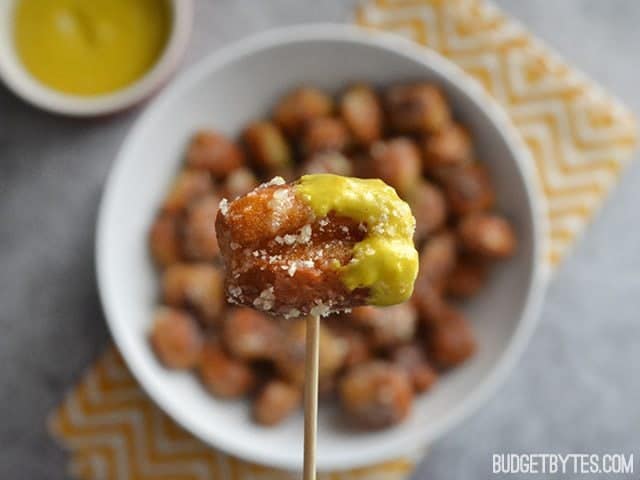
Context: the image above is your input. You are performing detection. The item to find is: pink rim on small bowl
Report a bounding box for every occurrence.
[0,0,193,116]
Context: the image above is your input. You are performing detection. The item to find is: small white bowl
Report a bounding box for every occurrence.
[96,24,549,471]
[0,0,193,116]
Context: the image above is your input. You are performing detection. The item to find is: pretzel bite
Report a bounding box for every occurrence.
[446,257,488,298]
[340,84,383,145]
[243,121,292,171]
[222,308,280,361]
[425,304,476,369]
[418,231,458,285]
[457,213,516,258]
[162,169,213,214]
[274,87,334,136]
[299,151,354,177]
[199,338,256,398]
[386,83,451,134]
[186,131,245,178]
[390,344,438,393]
[215,175,419,317]
[439,164,495,216]
[150,307,203,369]
[326,324,371,368]
[422,124,473,171]
[301,117,350,155]
[411,272,447,325]
[365,138,422,197]
[162,263,225,326]
[149,213,181,268]
[182,193,221,261]
[339,361,413,429]
[221,167,259,200]
[275,319,348,386]
[351,304,418,349]
[253,380,302,426]
[411,232,456,324]
[407,180,447,246]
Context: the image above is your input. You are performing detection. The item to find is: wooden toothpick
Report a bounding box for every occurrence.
[303,314,320,480]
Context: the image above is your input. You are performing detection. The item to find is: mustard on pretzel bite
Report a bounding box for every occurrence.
[215,174,419,318]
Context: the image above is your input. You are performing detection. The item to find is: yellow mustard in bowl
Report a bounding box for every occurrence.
[13,0,171,96]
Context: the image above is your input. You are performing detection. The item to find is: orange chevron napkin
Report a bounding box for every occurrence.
[50,1,637,479]
[358,0,637,265]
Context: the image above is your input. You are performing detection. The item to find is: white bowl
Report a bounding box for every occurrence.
[0,0,193,116]
[96,24,549,472]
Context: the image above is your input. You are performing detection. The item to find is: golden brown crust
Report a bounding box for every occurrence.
[350,304,418,349]
[215,181,369,316]
[243,121,292,171]
[298,152,354,177]
[301,117,350,155]
[162,169,212,214]
[274,319,348,386]
[408,180,447,246]
[149,307,203,369]
[439,164,495,216]
[340,84,383,146]
[253,380,302,426]
[422,124,473,171]
[458,213,517,258]
[386,83,451,134]
[390,343,438,393]
[273,87,334,136]
[365,138,422,197]
[161,263,225,326]
[182,193,221,261]
[339,361,413,429]
[222,308,280,361]
[445,257,488,298]
[198,338,256,398]
[425,304,476,369]
[186,131,245,178]
[149,213,182,268]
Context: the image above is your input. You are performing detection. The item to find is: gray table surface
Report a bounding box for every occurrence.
[1,1,639,478]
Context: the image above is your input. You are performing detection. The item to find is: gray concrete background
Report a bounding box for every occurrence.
[1,1,638,478]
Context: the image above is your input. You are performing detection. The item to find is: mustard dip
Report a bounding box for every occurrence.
[14,0,171,96]
[295,174,419,306]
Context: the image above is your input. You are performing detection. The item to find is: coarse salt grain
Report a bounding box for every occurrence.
[310,302,331,317]
[284,308,301,319]
[299,224,312,243]
[228,285,242,298]
[268,187,294,231]
[257,176,285,190]
[218,198,229,215]
[287,263,297,277]
[253,286,275,311]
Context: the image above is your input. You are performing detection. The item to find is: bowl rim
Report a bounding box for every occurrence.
[0,0,193,116]
[96,23,550,471]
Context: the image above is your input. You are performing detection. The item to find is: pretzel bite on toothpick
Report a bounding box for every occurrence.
[215,173,419,480]
[215,174,419,317]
